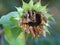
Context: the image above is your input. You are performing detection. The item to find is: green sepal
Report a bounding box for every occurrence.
[46,13,52,19]
[28,0,34,10]
[22,0,29,11]
[16,7,24,18]
[32,1,42,12]
[40,4,48,13]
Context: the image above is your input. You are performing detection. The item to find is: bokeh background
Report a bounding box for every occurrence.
[0,0,60,45]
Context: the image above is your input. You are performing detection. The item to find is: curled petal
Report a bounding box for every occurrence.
[34,26,39,38]
[18,18,22,26]
[42,30,46,37]
[41,15,47,25]
[29,26,35,37]
[22,18,27,23]
[36,26,43,34]
[23,24,29,31]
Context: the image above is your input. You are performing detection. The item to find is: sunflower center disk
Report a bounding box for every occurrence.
[23,11,41,26]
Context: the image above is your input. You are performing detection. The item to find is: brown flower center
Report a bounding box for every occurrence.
[28,13,41,26]
[23,11,41,26]
[18,11,47,38]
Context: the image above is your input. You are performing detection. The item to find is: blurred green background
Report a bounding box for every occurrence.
[0,0,60,45]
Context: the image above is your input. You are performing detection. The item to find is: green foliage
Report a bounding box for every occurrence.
[11,25,22,38]
[0,11,19,26]
[10,38,25,45]
[10,32,25,45]
[0,11,25,45]
[4,25,13,43]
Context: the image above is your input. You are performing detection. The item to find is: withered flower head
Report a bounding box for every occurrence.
[16,0,52,38]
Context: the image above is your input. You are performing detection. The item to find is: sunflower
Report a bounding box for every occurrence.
[16,0,52,38]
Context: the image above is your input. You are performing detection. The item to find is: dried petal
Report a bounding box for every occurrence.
[29,26,35,37]
[23,24,28,31]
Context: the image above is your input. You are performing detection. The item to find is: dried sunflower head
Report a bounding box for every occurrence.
[16,0,52,38]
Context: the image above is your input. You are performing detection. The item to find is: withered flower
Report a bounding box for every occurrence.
[16,0,52,38]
